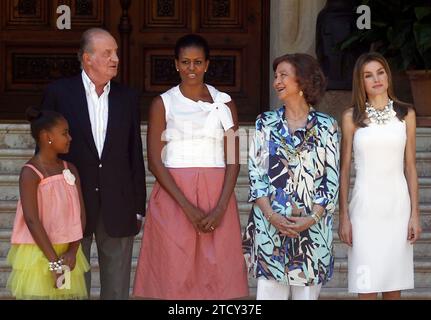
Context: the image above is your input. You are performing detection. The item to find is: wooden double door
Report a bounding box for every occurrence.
[0,0,269,122]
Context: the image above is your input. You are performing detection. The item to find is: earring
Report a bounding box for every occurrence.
[299,90,303,97]
[48,140,52,145]
[176,69,179,72]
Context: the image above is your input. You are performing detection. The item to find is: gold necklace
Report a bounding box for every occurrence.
[278,128,317,163]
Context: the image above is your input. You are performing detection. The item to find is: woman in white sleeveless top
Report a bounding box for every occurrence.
[338,52,421,299]
[133,34,249,299]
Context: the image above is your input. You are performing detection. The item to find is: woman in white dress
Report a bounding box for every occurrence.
[338,52,421,300]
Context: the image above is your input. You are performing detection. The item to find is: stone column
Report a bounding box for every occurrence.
[269,0,326,109]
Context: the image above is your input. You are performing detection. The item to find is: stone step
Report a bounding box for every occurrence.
[325,258,431,289]
[0,287,97,300]
[0,229,147,260]
[196,286,431,300]
[1,254,430,288]
[330,204,431,231]
[0,174,241,201]
[1,256,430,295]
[0,257,234,291]
[2,174,431,204]
[1,125,431,172]
[332,232,431,259]
[417,152,431,177]
[1,124,430,184]
[0,124,250,168]
[0,201,245,229]
[0,151,253,178]
[0,286,429,300]
[1,226,430,262]
[0,256,139,290]
[1,225,430,263]
[0,124,35,150]
[2,199,431,232]
[3,125,431,151]
[417,128,431,152]
[0,285,114,300]
[1,200,431,253]
[2,147,431,178]
[237,203,431,232]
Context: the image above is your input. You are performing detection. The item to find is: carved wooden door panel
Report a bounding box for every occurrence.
[0,0,111,120]
[0,0,269,122]
[119,0,269,122]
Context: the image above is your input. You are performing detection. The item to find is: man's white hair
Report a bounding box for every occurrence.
[78,28,113,68]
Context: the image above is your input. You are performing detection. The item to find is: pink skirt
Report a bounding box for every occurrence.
[133,167,249,300]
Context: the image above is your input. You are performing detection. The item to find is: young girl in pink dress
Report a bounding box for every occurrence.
[7,107,89,299]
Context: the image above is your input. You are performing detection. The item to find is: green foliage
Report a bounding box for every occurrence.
[339,0,431,70]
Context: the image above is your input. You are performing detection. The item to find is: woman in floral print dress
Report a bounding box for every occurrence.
[243,53,340,300]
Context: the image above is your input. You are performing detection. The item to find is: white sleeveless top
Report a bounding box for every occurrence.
[160,84,234,168]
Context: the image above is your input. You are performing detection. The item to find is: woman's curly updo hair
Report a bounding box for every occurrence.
[273,53,327,106]
[25,106,65,143]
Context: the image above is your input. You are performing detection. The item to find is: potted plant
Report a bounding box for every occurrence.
[339,0,431,126]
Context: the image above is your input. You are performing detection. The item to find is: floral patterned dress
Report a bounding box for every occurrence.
[243,106,340,286]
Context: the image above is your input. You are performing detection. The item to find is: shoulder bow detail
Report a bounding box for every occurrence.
[197,91,234,137]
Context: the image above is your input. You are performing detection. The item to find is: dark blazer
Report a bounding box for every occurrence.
[40,74,146,238]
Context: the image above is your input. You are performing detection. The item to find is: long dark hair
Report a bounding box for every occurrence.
[351,52,410,127]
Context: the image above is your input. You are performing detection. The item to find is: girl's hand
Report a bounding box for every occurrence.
[408,215,422,244]
[61,249,77,271]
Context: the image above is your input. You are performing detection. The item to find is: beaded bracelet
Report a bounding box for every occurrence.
[311,211,324,224]
[48,258,64,273]
[266,211,275,222]
[311,213,320,224]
